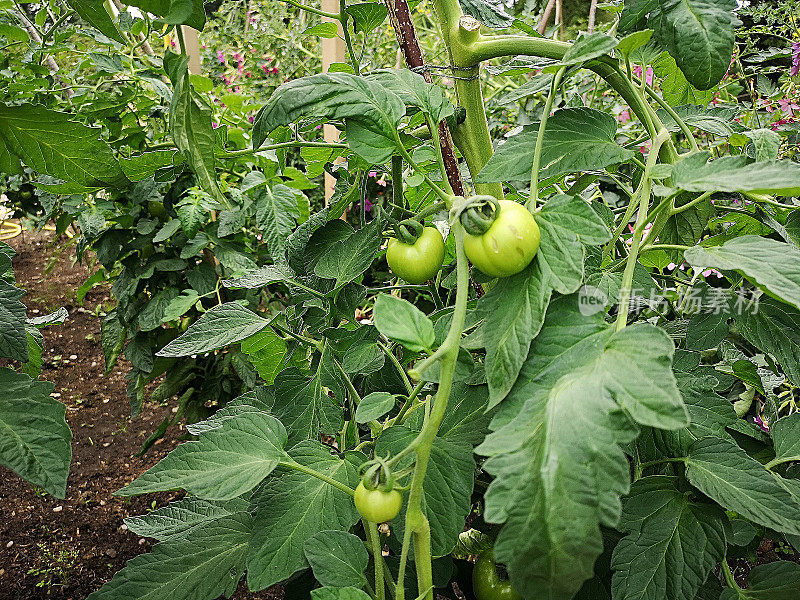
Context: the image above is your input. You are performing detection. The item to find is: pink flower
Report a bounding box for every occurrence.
[633,65,654,86]
[791,42,800,76]
[217,51,225,64]
[617,109,631,124]
[248,115,255,123]
[212,122,219,129]
[261,64,269,73]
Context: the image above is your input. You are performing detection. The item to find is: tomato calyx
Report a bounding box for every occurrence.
[393,218,425,245]
[354,458,404,523]
[459,195,501,236]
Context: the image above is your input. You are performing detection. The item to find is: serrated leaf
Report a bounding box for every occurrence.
[124,497,249,541]
[65,0,125,42]
[253,73,404,163]
[157,303,273,357]
[0,278,27,362]
[685,436,800,535]
[769,413,800,467]
[117,411,288,500]
[87,513,250,600]
[0,104,128,190]
[477,108,635,183]
[0,368,71,498]
[366,69,454,124]
[164,51,223,202]
[254,183,300,259]
[719,561,800,600]
[611,475,727,600]
[247,441,361,591]
[314,219,381,289]
[476,296,687,600]
[354,392,395,423]
[685,237,800,311]
[560,32,619,66]
[303,530,369,589]
[272,367,344,446]
[672,152,800,195]
[373,294,435,352]
[240,327,287,385]
[458,0,512,28]
[345,2,387,33]
[655,0,739,90]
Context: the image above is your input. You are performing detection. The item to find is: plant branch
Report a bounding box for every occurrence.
[529,66,566,210]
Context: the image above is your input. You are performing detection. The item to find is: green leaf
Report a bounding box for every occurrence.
[458,0,512,28]
[117,411,288,500]
[672,152,800,195]
[247,441,361,591]
[124,0,205,30]
[378,383,491,556]
[366,69,454,124]
[164,51,223,202]
[560,32,619,66]
[303,531,369,589]
[120,150,184,181]
[253,72,405,163]
[345,2,388,34]
[655,0,739,90]
[223,263,298,289]
[87,513,250,600]
[477,108,635,183]
[495,73,554,105]
[617,29,654,58]
[272,367,344,446]
[355,391,395,423]
[124,497,250,541]
[65,0,125,42]
[652,52,716,106]
[0,368,71,498]
[373,294,435,352]
[0,278,27,362]
[685,237,800,310]
[770,414,800,467]
[138,288,179,332]
[656,104,743,137]
[254,184,300,259]
[302,22,339,37]
[311,588,372,600]
[0,104,128,189]
[477,296,687,599]
[611,476,727,600]
[157,303,273,357]
[314,219,381,289]
[746,128,781,161]
[620,0,658,33]
[719,561,800,600]
[240,327,287,385]
[685,436,800,535]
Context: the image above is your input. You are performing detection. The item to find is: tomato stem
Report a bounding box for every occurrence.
[528,66,566,211]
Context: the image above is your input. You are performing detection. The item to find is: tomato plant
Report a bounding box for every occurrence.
[3,0,800,600]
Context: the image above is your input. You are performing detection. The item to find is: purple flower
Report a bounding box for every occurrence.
[792,42,800,77]
[217,51,225,64]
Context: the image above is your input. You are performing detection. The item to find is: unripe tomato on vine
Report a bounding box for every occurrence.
[386,219,445,284]
[354,481,403,523]
[461,197,540,278]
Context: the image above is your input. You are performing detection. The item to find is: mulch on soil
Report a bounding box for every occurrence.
[0,227,280,600]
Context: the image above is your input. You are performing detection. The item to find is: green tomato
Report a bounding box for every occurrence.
[354,482,403,523]
[147,200,167,220]
[473,549,522,600]
[463,200,540,278]
[386,226,445,284]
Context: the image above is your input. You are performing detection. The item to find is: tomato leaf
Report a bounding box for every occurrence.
[477,295,687,599]
[303,531,369,589]
[611,476,727,600]
[373,294,435,353]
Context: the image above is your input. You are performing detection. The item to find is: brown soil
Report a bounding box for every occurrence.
[0,227,280,600]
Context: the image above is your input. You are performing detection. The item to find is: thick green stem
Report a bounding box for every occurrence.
[367,521,385,600]
[394,224,470,600]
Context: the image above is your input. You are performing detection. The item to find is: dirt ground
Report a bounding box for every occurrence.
[0,227,280,600]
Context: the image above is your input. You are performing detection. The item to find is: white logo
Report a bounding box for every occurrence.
[578,285,608,316]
